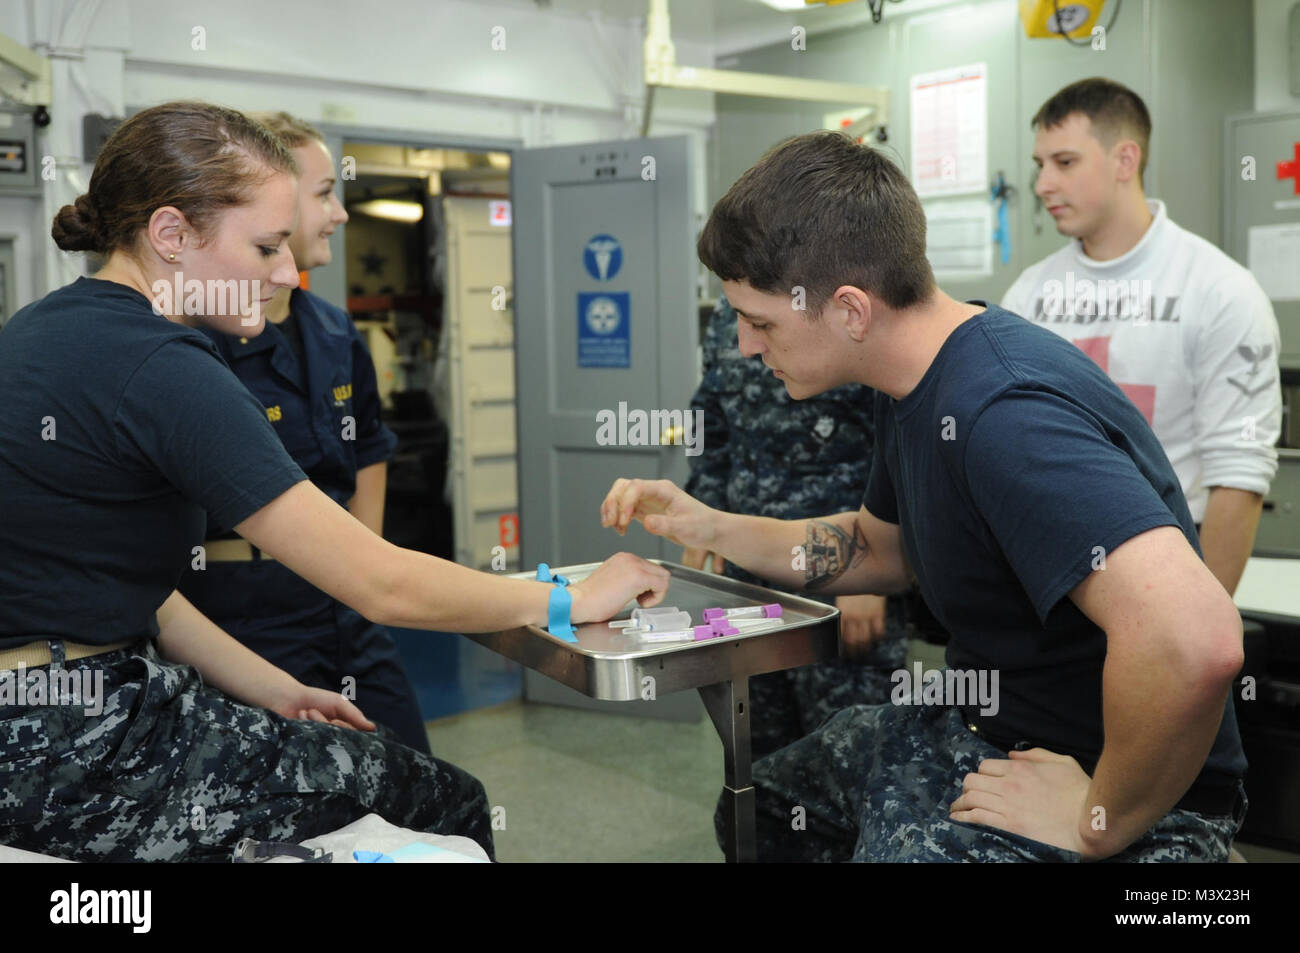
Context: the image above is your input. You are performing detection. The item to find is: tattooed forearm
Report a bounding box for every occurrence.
[804,518,869,589]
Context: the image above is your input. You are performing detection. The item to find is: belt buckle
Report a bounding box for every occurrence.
[232,837,331,863]
[232,838,260,863]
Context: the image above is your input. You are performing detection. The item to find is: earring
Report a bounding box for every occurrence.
[168,253,176,261]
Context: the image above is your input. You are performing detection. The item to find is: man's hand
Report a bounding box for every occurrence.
[838,593,887,661]
[682,546,725,574]
[569,551,671,624]
[270,683,376,732]
[949,748,1101,858]
[601,478,720,550]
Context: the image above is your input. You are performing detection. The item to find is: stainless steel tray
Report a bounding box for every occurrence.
[463,560,841,700]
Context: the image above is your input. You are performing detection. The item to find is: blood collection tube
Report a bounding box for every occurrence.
[636,625,716,643]
[702,604,782,622]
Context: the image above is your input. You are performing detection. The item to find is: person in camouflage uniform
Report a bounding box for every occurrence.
[1,101,668,865]
[603,132,1248,863]
[743,703,1245,862]
[687,311,1247,860]
[1,640,493,862]
[684,295,908,760]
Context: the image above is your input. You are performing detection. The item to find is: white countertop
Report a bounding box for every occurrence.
[1234,557,1300,620]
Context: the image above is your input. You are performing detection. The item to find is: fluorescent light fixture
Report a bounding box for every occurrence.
[757,0,814,9]
[353,199,424,223]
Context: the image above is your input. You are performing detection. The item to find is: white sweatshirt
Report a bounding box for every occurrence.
[1001,199,1281,523]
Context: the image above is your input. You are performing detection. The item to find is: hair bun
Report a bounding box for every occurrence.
[51,193,104,253]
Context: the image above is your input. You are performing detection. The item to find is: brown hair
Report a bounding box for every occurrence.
[52,101,299,256]
[248,111,326,151]
[1031,77,1152,182]
[698,131,934,313]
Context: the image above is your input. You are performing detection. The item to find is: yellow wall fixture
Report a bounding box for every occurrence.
[1018,0,1106,39]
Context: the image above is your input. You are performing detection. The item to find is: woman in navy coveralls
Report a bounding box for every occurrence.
[178,113,431,754]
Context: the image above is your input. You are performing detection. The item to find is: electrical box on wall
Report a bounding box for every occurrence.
[82,114,122,163]
[0,109,38,196]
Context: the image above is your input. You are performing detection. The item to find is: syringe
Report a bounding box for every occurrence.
[624,610,692,633]
[609,605,687,630]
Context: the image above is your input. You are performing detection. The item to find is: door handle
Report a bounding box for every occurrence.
[659,424,684,446]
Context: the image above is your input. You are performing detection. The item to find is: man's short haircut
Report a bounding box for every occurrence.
[1031,77,1152,181]
[698,130,934,314]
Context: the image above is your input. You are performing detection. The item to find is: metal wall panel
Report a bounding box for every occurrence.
[1224,110,1300,367]
[512,135,700,719]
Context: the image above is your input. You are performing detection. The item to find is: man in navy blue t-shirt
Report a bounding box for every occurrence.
[601,131,1247,862]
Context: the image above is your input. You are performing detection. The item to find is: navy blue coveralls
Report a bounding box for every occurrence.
[178,288,432,754]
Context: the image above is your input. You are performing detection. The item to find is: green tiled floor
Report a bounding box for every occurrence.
[426,699,725,862]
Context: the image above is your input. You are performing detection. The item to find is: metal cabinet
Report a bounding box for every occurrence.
[1224,110,1300,369]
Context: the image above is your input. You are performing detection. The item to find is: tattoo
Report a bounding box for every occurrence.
[805,519,869,589]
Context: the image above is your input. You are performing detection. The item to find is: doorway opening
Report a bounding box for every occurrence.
[335,137,521,718]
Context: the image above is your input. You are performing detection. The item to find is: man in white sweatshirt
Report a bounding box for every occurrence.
[1002,78,1280,596]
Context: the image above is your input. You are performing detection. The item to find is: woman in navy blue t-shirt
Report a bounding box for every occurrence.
[0,101,667,862]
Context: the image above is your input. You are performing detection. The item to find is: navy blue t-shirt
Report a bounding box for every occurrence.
[864,304,1245,789]
[0,277,307,648]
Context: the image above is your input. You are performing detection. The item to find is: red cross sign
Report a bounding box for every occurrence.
[1279,143,1300,195]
